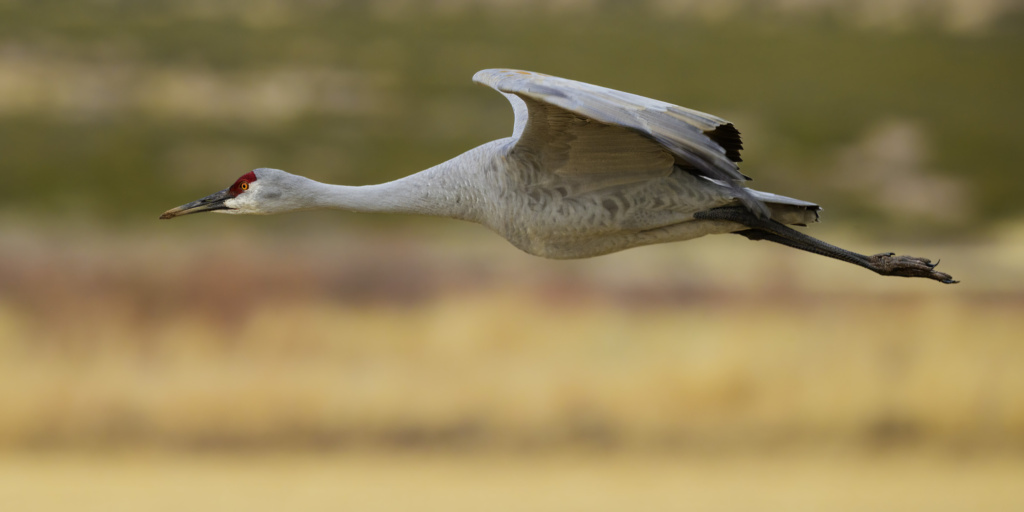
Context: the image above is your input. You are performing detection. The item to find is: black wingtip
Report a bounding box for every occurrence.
[706,123,744,164]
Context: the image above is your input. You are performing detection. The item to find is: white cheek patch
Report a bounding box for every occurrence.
[218,197,243,214]
[220,181,263,214]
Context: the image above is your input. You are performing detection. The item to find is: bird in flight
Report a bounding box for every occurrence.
[161,69,956,283]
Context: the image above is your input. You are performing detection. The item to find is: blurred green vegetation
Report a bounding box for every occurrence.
[0,1,1022,237]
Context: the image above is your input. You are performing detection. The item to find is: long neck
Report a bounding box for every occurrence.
[308,160,484,222]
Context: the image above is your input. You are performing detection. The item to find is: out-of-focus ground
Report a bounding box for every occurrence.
[2,222,1023,453]
[2,0,1024,509]
[3,453,1023,512]
[2,222,1024,510]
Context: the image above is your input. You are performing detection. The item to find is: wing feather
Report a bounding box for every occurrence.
[475,69,745,178]
[473,69,768,217]
[514,95,675,191]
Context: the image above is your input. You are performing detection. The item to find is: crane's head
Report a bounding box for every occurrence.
[160,168,310,219]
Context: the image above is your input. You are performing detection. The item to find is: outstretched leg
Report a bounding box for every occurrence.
[694,206,957,284]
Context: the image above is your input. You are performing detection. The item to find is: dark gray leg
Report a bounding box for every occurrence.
[695,206,958,284]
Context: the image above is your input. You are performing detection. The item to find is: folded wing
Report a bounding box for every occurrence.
[473,69,766,216]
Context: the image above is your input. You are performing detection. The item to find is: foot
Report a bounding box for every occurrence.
[867,253,958,284]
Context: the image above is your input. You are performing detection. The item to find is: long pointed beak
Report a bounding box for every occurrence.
[160,189,233,219]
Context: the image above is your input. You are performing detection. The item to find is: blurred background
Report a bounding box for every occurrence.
[1,0,1024,510]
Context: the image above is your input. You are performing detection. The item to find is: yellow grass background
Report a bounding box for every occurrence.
[2,222,1023,510]
[0,223,1021,451]
[4,452,1024,512]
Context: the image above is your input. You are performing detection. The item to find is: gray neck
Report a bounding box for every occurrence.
[309,160,483,222]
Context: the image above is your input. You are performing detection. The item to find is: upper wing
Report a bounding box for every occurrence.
[473,69,767,215]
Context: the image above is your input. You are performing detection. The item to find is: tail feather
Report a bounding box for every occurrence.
[745,189,821,226]
[701,177,814,222]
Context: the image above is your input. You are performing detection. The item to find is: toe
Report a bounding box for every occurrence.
[868,253,957,283]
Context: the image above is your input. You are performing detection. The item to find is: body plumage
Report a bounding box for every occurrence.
[161,69,954,283]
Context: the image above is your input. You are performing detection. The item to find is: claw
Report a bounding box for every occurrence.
[868,253,957,284]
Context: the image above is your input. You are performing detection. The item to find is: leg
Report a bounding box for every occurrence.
[695,206,958,284]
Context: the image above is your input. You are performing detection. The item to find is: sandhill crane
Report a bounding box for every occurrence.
[161,69,956,283]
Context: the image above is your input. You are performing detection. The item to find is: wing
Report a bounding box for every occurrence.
[473,69,768,216]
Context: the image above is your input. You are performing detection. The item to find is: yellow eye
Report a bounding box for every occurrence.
[240,182,249,191]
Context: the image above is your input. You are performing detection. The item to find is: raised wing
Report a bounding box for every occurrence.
[474,69,767,216]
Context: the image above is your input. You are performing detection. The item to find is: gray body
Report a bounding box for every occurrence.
[162,69,954,283]
[243,136,816,259]
[225,69,818,259]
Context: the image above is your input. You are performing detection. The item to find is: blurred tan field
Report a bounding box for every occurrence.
[2,222,1023,452]
[3,452,1024,512]
[3,222,1024,510]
